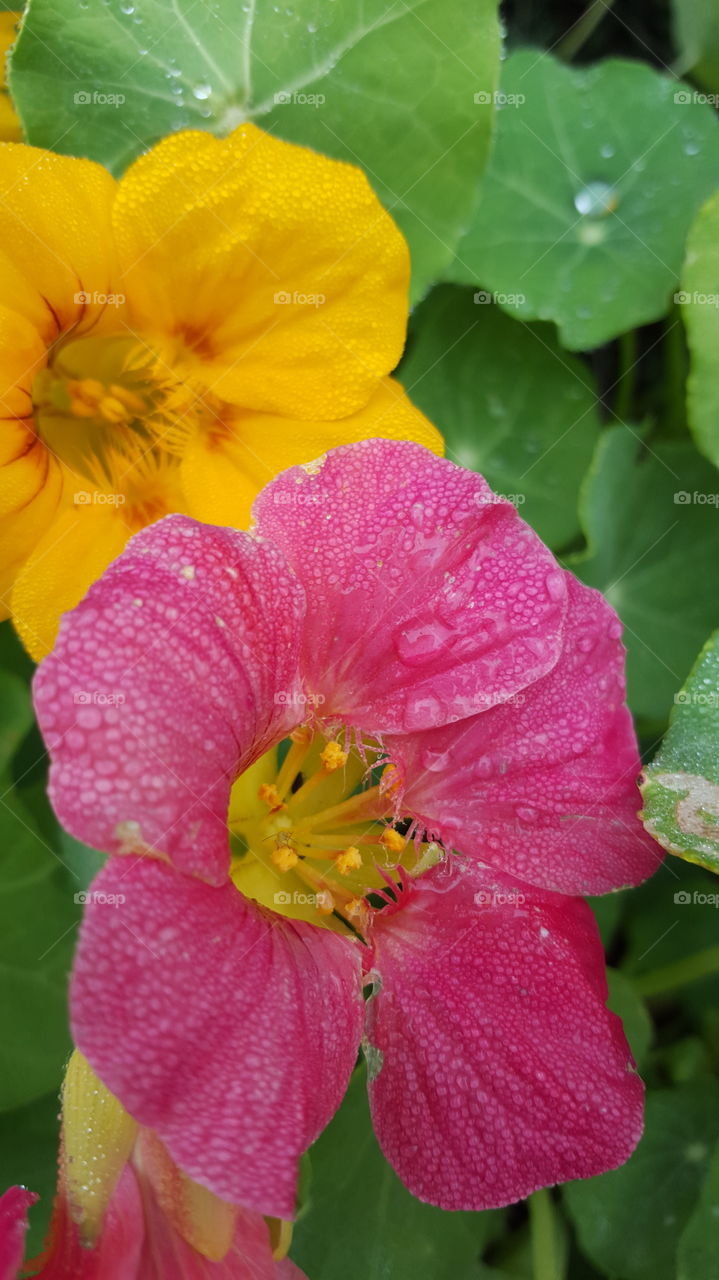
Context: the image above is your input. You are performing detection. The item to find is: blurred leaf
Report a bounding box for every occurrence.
[0,785,77,1110]
[606,968,653,1068]
[0,671,32,777]
[399,286,600,549]
[682,188,719,469]
[291,1065,503,1279]
[641,629,719,873]
[59,829,104,891]
[8,0,500,302]
[448,52,719,349]
[0,620,34,683]
[677,1137,719,1279]
[672,0,719,94]
[0,1092,59,1257]
[564,1083,719,1280]
[570,426,719,725]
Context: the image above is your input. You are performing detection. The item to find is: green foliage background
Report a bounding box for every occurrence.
[2,1,719,1276]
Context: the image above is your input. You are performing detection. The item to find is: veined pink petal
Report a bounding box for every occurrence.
[0,1187,36,1280]
[365,864,644,1211]
[71,858,364,1220]
[252,440,568,734]
[392,575,660,895]
[33,515,305,885]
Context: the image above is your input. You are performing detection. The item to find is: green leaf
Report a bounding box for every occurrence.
[447,52,719,350]
[398,285,600,549]
[0,1092,60,1257]
[564,1083,719,1280]
[570,426,719,725]
[672,0,719,94]
[606,968,653,1068]
[8,0,501,302]
[682,188,719,469]
[291,1065,503,1279]
[677,1138,719,1280]
[0,786,78,1110]
[641,629,719,872]
[0,671,32,778]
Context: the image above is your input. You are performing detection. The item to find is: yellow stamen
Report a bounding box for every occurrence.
[258,782,284,810]
[335,845,362,875]
[380,827,406,854]
[320,741,348,772]
[271,845,298,872]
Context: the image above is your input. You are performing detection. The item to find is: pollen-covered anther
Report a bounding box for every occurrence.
[315,889,335,915]
[271,844,298,872]
[320,741,348,772]
[258,782,285,810]
[335,846,362,875]
[289,724,313,745]
[380,827,406,854]
[380,762,402,797]
[345,897,369,925]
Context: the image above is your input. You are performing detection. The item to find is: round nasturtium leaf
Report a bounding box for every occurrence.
[642,629,719,874]
[8,0,501,303]
[682,189,719,469]
[399,285,600,550]
[447,51,719,350]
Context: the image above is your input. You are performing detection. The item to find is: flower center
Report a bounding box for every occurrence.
[31,331,221,527]
[227,727,442,933]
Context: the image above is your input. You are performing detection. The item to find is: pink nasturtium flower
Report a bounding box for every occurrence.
[32,439,661,1225]
[0,1051,303,1278]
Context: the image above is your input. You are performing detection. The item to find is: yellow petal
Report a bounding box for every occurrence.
[137,1129,238,1262]
[182,377,444,528]
[0,142,117,333]
[61,1050,138,1247]
[114,124,409,419]
[10,499,130,659]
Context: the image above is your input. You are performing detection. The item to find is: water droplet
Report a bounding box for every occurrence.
[574,180,617,217]
[600,143,615,158]
[395,621,453,666]
[684,140,700,156]
[192,83,212,100]
[120,1,134,11]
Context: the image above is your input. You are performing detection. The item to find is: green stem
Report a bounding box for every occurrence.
[614,329,637,422]
[634,945,719,998]
[662,305,688,436]
[557,0,618,61]
[529,1189,563,1280]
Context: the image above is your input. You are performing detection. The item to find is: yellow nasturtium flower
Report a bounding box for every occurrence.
[0,13,21,144]
[0,124,441,659]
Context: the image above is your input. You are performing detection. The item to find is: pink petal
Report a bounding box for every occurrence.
[71,857,364,1220]
[0,1186,36,1280]
[365,865,643,1210]
[392,574,661,894]
[27,1167,143,1279]
[252,440,568,734]
[33,516,305,885]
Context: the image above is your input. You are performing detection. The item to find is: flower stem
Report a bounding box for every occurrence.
[529,1189,564,1280]
[634,945,719,998]
[614,329,637,422]
[557,0,617,61]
